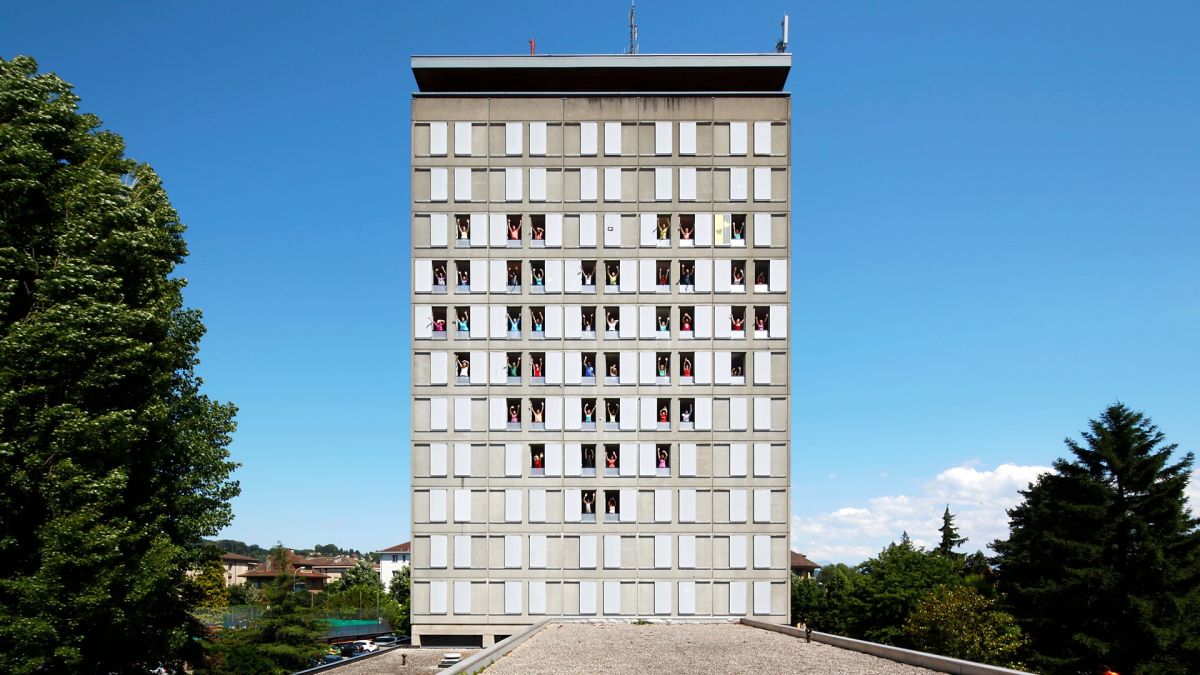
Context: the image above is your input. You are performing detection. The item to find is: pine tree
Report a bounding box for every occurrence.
[936,506,967,557]
[992,404,1200,674]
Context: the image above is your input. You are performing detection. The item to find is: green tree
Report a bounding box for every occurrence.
[226,581,261,606]
[936,506,967,557]
[388,566,411,635]
[193,558,230,611]
[854,536,961,645]
[903,585,1026,669]
[992,404,1200,675]
[789,563,861,635]
[0,56,239,674]
[327,559,383,594]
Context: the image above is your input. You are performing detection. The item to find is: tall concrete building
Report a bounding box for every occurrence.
[409,54,792,647]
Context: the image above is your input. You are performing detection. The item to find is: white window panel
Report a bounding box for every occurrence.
[753,352,772,385]
[565,306,583,339]
[619,260,637,292]
[603,212,621,247]
[580,167,598,201]
[654,535,672,569]
[565,259,582,293]
[469,213,487,246]
[453,442,471,476]
[580,535,597,568]
[492,211,508,244]
[754,442,772,477]
[430,213,448,247]
[695,397,713,431]
[469,350,487,385]
[580,580,598,615]
[580,122,598,156]
[604,534,621,568]
[754,397,772,431]
[694,305,713,338]
[546,213,563,247]
[715,305,732,339]
[505,122,522,156]
[430,397,448,431]
[429,581,448,614]
[680,167,697,201]
[505,489,522,523]
[694,212,713,247]
[729,535,747,568]
[545,351,563,384]
[565,441,582,475]
[469,259,488,292]
[714,259,732,293]
[730,443,748,477]
[452,167,470,202]
[505,443,521,477]
[619,351,637,384]
[528,581,547,615]
[640,213,657,247]
[566,401,582,432]
[429,168,448,201]
[654,121,672,155]
[753,213,772,247]
[565,351,582,384]
[603,581,621,615]
[429,489,447,522]
[639,351,656,384]
[654,581,671,615]
[639,441,656,474]
[638,306,656,336]
[504,535,522,568]
[729,581,747,615]
[770,305,788,338]
[715,351,732,384]
[619,488,637,522]
[754,167,772,201]
[489,397,506,431]
[454,489,471,522]
[729,122,748,155]
[769,260,787,292]
[754,581,772,615]
[545,398,563,431]
[489,306,506,337]
[429,443,448,477]
[729,490,748,523]
[679,121,697,155]
[530,489,547,522]
[654,489,671,522]
[545,305,564,338]
[415,259,433,292]
[530,122,547,156]
[505,581,522,615]
[604,167,622,201]
[680,444,697,477]
[580,213,598,246]
[694,351,712,384]
[545,444,563,478]
[619,442,636,476]
[490,352,507,385]
[619,305,637,338]
[679,536,696,568]
[565,489,582,522]
[430,351,448,385]
[530,168,547,202]
[679,581,696,615]
[454,535,471,568]
[730,398,749,431]
[655,167,671,201]
[639,260,656,291]
[530,536,548,569]
[489,258,505,291]
[754,490,771,524]
[680,489,697,523]
[753,121,772,155]
[545,259,563,292]
[453,580,471,614]
[505,168,522,202]
[429,122,447,156]
[604,122,621,155]
[454,121,472,156]
[730,168,748,201]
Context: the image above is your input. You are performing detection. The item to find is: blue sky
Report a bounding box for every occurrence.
[4,2,1198,563]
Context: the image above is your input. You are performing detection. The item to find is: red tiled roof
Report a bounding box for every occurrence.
[220,552,260,563]
[242,568,329,579]
[379,542,411,553]
[790,551,821,570]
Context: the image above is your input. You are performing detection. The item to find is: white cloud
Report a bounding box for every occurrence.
[792,462,1051,566]
[1186,470,1200,514]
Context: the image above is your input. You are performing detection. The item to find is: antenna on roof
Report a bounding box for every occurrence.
[627,1,639,55]
[775,14,789,53]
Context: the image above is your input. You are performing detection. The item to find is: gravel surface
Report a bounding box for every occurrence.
[329,646,479,674]
[482,622,942,675]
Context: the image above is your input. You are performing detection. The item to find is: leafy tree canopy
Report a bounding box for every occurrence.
[854,537,961,645]
[903,585,1026,669]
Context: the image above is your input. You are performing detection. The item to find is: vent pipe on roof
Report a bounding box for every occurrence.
[529,39,536,55]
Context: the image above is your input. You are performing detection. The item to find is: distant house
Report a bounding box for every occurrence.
[239,549,361,592]
[790,551,821,578]
[220,552,260,587]
[241,566,330,592]
[378,542,411,589]
[294,553,360,582]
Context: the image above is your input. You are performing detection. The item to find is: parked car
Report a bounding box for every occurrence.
[372,634,404,647]
[319,654,343,664]
[353,640,378,653]
[337,642,361,658]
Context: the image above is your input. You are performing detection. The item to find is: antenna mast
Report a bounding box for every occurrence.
[627,1,639,55]
[775,14,789,53]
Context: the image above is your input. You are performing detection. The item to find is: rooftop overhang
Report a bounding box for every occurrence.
[412,54,791,94]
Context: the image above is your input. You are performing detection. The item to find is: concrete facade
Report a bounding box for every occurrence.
[409,54,792,646]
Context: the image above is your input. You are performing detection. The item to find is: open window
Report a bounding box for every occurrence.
[432,260,448,293]
[581,307,597,336]
[506,398,522,430]
[656,214,671,244]
[581,260,597,292]
[679,306,695,338]
[731,352,746,385]
[680,398,695,430]
[530,444,546,476]
[506,215,522,246]
[753,260,770,291]
[454,352,470,384]
[530,352,545,384]
[754,306,770,335]
[431,307,448,339]
[454,215,471,247]
[581,444,597,476]
[582,398,598,431]
[603,444,620,475]
[655,307,671,337]
[603,260,620,292]
[506,261,522,292]
[455,260,470,290]
[730,306,747,336]
[678,261,695,292]
[604,306,621,336]
[530,260,545,293]
[454,306,471,334]
[582,490,597,523]
[730,260,746,290]
[604,352,620,383]
[604,489,621,522]
[530,214,546,247]
[656,261,671,291]
[657,398,671,430]
[604,399,620,431]
[655,352,671,384]
[679,353,695,384]
[506,307,521,338]
[581,353,597,383]
[530,398,545,430]
[731,214,747,246]
[530,306,545,339]
[656,444,671,476]
[505,352,521,383]
[678,214,696,246]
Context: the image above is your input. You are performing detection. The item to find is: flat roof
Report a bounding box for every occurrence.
[412,54,791,93]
